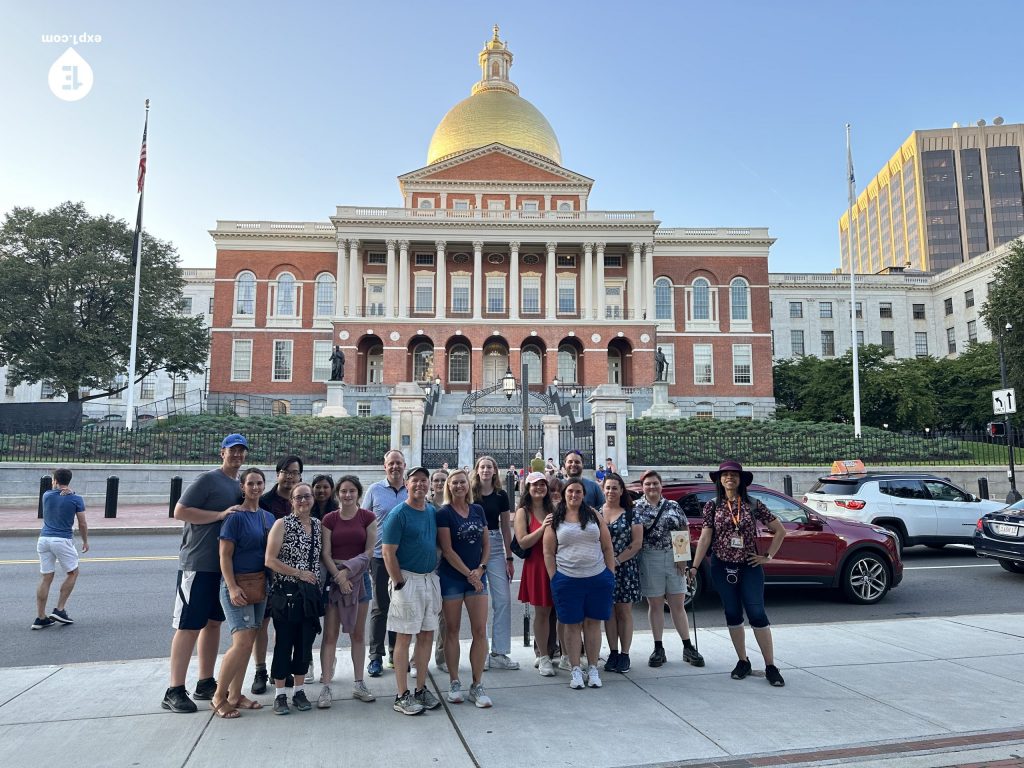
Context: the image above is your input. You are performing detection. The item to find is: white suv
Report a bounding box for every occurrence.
[803,473,1005,552]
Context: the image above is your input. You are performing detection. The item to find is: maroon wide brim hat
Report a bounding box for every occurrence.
[709,460,753,486]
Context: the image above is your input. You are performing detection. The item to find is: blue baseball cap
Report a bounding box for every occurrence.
[221,433,249,450]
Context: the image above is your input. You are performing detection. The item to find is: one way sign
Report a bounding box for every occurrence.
[993,387,1017,415]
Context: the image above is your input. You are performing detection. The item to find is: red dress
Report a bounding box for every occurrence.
[518,512,553,608]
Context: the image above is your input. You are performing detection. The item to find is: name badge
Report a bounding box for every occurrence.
[729,536,744,549]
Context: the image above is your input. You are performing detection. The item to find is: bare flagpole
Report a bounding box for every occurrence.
[846,123,862,438]
[125,99,149,430]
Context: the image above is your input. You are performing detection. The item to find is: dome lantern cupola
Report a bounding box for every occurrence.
[473,25,517,96]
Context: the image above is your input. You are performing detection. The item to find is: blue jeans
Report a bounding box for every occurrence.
[486,531,511,654]
[708,557,770,629]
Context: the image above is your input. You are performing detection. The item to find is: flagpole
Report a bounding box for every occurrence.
[125,99,149,430]
[846,123,862,438]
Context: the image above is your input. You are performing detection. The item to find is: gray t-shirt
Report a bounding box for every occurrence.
[554,520,606,578]
[178,468,243,572]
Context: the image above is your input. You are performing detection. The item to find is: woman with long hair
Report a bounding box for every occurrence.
[210,467,275,718]
[600,472,643,673]
[514,471,556,676]
[436,469,493,707]
[310,474,338,521]
[543,477,616,690]
[318,475,377,708]
[470,455,518,670]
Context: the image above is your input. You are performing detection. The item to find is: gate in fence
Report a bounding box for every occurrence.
[473,423,544,468]
[421,424,459,469]
[560,421,595,468]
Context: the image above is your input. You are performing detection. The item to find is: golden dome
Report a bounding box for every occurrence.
[426,28,562,166]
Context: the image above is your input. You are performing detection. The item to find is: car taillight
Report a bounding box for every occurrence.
[976,519,984,531]
[835,499,866,510]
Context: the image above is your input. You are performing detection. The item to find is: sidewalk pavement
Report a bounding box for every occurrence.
[1,614,1023,768]
[0,504,179,536]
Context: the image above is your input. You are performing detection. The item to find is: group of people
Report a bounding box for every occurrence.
[137,434,788,721]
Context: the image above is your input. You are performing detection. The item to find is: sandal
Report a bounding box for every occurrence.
[210,699,241,719]
[228,695,262,710]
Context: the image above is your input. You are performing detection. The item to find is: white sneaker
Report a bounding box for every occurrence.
[436,660,448,673]
[488,653,520,670]
[469,682,492,708]
[316,684,332,709]
[304,664,315,685]
[352,680,376,702]
[538,655,555,677]
[569,666,585,690]
[587,665,602,688]
[533,656,540,669]
[447,679,464,704]
[558,656,572,672]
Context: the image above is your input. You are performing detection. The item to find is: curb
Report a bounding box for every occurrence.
[0,526,181,538]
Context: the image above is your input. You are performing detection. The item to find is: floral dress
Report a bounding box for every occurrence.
[607,510,641,603]
[270,514,323,592]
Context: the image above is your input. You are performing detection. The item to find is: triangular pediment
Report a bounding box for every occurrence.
[400,144,593,185]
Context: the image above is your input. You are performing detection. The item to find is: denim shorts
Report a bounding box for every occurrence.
[359,570,372,604]
[439,570,488,600]
[219,579,266,634]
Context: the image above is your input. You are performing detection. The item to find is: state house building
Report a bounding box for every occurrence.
[208,29,775,420]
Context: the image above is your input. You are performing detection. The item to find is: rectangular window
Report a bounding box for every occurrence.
[414,253,434,267]
[312,340,332,382]
[968,319,978,343]
[521,276,540,314]
[179,297,193,313]
[173,378,186,400]
[821,330,835,357]
[693,344,714,384]
[791,330,804,356]
[367,252,387,265]
[659,344,677,384]
[453,200,470,210]
[273,340,293,381]
[451,276,470,313]
[140,375,156,400]
[557,277,576,314]
[857,330,865,346]
[732,344,752,385]
[946,327,956,354]
[944,297,953,316]
[914,332,929,358]
[604,284,623,319]
[881,330,895,354]
[855,301,863,319]
[208,297,215,314]
[789,301,803,319]
[487,200,505,210]
[521,200,538,212]
[109,376,125,400]
[964,289,974,308]
[557,253,576,268]
[365,282,385,316]
[770,330,774,356]
[819,301,833,319]
[486,275,505,313]
[414,276,433,313]
[913,303,926,320]
[356,401,372,417]
[604,254,622,268]
[879,302,893,319]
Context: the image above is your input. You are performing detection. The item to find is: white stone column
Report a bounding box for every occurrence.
[335,233,348,317]
[348,239,360,317]
[388,383,427,467]
[543,193,552,211]
[473,240,484,319]
[545,241,557,319]
[440,192,448,209]
[385,239,397,317]
[457,414,475,469]
[541,414,561,465]
[509,241,520,320]
[398,240,410,319]
[644,242,656,319]
[595,242,606,321]
[631,242,643,320]
[435,240,447,318]
[474,193,483,209]
[582,242,594,321]
[509,193,518,210]
[589,384,631,476]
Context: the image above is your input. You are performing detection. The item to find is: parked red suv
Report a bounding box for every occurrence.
[627,480,904,605]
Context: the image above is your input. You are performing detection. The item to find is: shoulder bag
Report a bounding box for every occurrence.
[234,511,271,604]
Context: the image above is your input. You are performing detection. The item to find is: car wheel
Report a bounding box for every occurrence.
[841,551,891,604]
[880,524,905,555]
[998,559,1024,574]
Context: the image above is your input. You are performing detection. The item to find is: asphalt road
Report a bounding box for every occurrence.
[1,534,1019,669]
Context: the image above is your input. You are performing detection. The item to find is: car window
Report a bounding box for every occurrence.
[923,480,970,503]
[810,480,862,495]
[749,491,807,523]
[676,491,715,518]
[880,479,929,500]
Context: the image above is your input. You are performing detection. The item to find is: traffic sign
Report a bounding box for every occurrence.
[993,387,1017,415]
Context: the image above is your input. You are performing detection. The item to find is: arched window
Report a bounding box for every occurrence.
[521,345,542,385]
[448,344,470,384]
[654,277,673,320]
[730,278,749,322]
[413,342,434,382]
[314,273,335,317]
[695,402,714,420]
[557,344,578,383]
[271,399,290,415]
[235,271,256,315]
[735,402,754,420]
[276,272,296,316]
[418,199,434,209]
[367,344,383,384]
[692,278,710,320]
[558,201,572,211]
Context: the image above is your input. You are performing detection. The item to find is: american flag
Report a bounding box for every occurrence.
[137,115,148,193]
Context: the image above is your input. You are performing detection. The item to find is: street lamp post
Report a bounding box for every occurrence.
[502,362,531,471]
[997,322,1020,503]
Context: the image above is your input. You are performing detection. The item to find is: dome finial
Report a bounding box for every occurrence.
[492,24,500,41]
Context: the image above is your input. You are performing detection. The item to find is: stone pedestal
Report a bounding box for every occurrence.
[389,383,427,467]
[318,381,349,417]
[642,382,681,420]
[541,415,561,467]
[457,414,476,470]
[589,384,631,478]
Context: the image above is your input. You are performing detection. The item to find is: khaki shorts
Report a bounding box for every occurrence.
[640,548,687,597]
[386,570,441,635]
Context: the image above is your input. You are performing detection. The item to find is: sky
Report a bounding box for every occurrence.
[3,0,1022,274]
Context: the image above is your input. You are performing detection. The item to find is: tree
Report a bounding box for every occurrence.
[980,239,1024,394]
[0,202,209,401]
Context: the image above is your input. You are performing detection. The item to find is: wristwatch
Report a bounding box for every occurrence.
[480,564,488,571]
[765,552,773,560]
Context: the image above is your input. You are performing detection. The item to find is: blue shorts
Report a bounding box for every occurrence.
[359,570,372,604]
[440,570,489,600]
[219,579,266,634]
[172,570,226,630]
[550,568,615,624]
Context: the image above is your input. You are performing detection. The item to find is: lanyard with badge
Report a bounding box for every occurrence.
[725,498,744,550]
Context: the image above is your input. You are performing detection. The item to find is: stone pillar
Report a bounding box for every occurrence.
[385,239,397,317]
[348,239,360,318]
[509,241,520,321]
[335,233,348,317]
[473,241,484,319]
[388,383,427,468]
[543,193,552,211]
[642,381,682,420]
[644,242,656,319]
[589,384,631,478]
[631,242,643,320]
[583,242,594,320]
[457,414,475,470]
[398,240,410,319]
[595,242,606,321]
[435,240,446,319]
[541,414,561,467]
[319,381,350,417]
[545,241,557,319]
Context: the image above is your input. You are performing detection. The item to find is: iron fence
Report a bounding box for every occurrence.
[560,423,595,468]
[473,423,543,468]
[422,424,459,469]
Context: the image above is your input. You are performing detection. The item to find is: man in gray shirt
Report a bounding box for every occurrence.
[161,433,247,714]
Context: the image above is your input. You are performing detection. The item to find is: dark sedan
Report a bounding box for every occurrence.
[974,501,1024,573]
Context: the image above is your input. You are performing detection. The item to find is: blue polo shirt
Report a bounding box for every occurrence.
[381,502,437,575]
[362,480,408,558]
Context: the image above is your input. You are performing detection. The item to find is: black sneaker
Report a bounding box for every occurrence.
[273,693,290,714]
[765,664,786,687]
[618,652,631,673]
[161,685,198,713]
[49,608,74,625]
[683,645,705,667]
[193,677,217,700]
[292,690,312,711]
[603,650,620,673]
[250,668,268,695]
[730,658,752,680]
[648,646,666,667]
[30,617,56,630]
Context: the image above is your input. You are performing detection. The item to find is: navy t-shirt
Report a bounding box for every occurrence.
[219,508,275,574]
[436,503,487,578]
[40,490,85,538]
